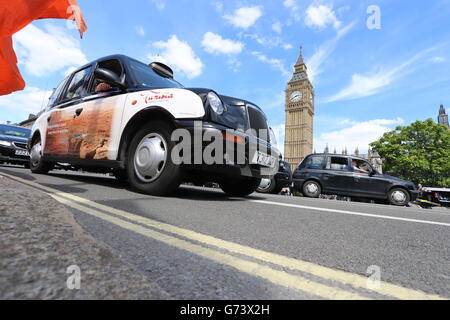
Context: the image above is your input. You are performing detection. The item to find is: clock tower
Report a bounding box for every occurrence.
[284,46,315,168]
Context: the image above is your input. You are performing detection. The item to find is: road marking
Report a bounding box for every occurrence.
[51,194,367,300]
[250,200,450,228]
[1,171,446,300]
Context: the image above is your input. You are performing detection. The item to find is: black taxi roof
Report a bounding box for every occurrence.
[308,153,369,162]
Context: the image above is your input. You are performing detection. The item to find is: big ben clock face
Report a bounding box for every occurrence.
[290,91,302,102]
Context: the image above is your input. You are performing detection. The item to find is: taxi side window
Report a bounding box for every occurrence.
[305,156,325,169]
[61,66,93,102]
[91,59,124,94]
[326,157,349,171]
[352,159,373,173]
[47,76,70,110]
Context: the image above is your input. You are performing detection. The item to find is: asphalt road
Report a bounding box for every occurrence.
[1,165,449,300]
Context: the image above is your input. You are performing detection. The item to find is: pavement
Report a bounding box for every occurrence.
[0,164,449,300]
[0,172,170,300]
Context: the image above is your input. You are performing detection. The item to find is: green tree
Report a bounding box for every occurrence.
[370,119,450,187]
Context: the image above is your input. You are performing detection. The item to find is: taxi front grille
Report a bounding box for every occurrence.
[247,105,269,142]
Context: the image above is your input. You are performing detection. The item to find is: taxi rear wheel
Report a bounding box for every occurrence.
[126,121,182,196]
[220,177,261,197]
[29,138,52,174]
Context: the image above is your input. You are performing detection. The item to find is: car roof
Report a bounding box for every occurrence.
[73,54,139,73]
[309,153,368,161]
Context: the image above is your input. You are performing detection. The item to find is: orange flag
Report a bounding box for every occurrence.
[0,0,87,96]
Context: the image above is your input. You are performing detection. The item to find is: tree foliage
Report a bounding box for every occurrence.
[370,119,450,187]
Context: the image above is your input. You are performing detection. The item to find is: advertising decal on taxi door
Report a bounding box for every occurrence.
[45,96,124,160]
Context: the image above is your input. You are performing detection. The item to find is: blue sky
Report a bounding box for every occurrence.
[1,0,449,155]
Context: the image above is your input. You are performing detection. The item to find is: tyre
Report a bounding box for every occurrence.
[220,177,261,197]
[257,177,283,194]
[388,188,410,206]
[29,137,53,174]
[302,180,322,198]
[126,121,182,196]
[112,168,128,181]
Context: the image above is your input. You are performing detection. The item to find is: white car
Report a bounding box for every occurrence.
[28,55,279,196]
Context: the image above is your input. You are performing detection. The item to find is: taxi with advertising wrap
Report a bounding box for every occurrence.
[28,55,280,196]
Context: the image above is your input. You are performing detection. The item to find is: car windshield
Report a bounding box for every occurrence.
[128,60,184,89]
[0,125,31,138]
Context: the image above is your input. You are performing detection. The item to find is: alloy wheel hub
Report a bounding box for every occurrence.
[259,178,272,190]
[30,142,42,166]
[134,134,167,183]
[392,191,406,202]
[306,183,318,194]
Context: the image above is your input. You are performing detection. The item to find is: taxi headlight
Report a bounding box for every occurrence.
[207,92,224,115]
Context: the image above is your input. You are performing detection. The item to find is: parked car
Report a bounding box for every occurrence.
[293,153,419,206]
[257,160,292,194]
[28,55,280,196]
[0,124,31,167]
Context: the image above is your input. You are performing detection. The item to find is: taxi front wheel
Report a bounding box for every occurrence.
[126,121,182,196]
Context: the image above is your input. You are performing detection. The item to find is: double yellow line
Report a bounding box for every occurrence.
[1,172,446,300]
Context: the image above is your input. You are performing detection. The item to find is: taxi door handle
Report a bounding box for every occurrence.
[75,108,83,117]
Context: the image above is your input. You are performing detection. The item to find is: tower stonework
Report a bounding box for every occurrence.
[438,104,449,127]
[284,47,314,168]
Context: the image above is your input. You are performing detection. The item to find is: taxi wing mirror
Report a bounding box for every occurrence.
[369,170,377,176]
[94,68,126,90]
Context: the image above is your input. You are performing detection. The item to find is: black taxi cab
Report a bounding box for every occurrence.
[28,55,280,196]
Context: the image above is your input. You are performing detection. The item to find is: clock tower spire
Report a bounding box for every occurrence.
[284,46,315,168]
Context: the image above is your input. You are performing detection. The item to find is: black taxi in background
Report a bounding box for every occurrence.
[293,153,419,206]
[0,124,31,168]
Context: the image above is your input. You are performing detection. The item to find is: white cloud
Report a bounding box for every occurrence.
[272,21,282,34]
[63,66,78,77]
[135,25,145,37]
[239,33,292,50]
[430,56,446,63]
[147,35,204,79]
[326,46,438,102]
[13,24,88,77]
[305,3,341,30]
[201,32,244,55]
[151,0,165,11]
[251,51,290,77]
[283,0,301,22]
[315,118,405,154]
[211,1,223,13]
[0,87,53,120]
[307,22,355,83]
[223,6,263,29]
